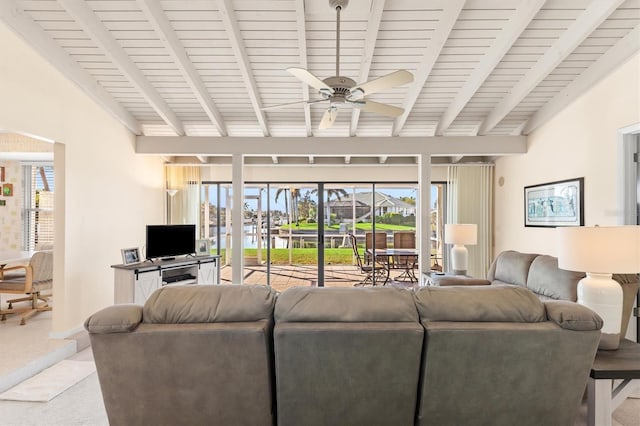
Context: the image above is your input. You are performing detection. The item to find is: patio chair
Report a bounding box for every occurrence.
[0,250,53,325]
[365,231,388,264]
[393,231,417,282]
[349,234,388,286]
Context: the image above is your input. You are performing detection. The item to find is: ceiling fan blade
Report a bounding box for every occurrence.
[357,100,404,117]
[262,99,328,111]
[351,70,414,97]
[319,107,339,129]
[287,67,333,93]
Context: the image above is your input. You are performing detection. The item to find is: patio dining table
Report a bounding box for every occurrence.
[366,248,419,284]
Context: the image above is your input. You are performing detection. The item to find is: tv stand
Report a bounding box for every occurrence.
[112,255,221,304]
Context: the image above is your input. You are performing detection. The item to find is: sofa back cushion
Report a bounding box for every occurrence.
[275,286,418,322]
[274,287,423,426]
[526,255,584,301]
[143,284,277,323]
[414,285,546,323]
[488,250,538,287]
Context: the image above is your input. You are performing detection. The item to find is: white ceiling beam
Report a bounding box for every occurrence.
[309,156,314,164]
[524,24,640,135]
[392,0,465,136]
[0,0,141,135]
[479,0,626,135]
[57,0,184,136]
[435,0,545,136]
[379,155,388,164]
[137,136,526,157]
[294,0,312,136]
[218,0,269,136]
[271,155,279,164]
[349,0,386,137]
[196,155,208,164]
[137,0,227,136]
[345,155,351,164]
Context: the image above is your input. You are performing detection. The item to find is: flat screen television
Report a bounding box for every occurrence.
[146,224,196,260]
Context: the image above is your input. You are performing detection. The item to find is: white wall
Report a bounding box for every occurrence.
[494,52,640,256]
[0,23,165,334]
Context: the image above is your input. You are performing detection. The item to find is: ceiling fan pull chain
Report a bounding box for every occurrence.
[336,4,341,77]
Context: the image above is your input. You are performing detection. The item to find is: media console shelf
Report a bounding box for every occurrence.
[112,255,221,304]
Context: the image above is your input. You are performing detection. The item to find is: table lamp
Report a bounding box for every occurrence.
[444,224,477,276]
[557,225,640,350]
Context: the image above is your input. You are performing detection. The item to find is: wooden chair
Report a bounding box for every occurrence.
[349,234,388,286]
[0,251,53,325]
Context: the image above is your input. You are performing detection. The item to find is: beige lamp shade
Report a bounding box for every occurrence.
[444,224,478,245]
[557,226,640,274]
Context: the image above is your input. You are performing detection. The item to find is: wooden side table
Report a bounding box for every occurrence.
[588,339,640,426]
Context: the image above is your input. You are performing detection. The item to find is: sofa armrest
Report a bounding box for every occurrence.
[84,304,143,334]
[544,300,603,331]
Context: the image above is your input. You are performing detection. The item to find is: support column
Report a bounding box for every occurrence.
[232,153,244,284]
[418,152,432,281]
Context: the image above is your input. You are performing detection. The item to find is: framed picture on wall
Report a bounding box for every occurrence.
[121,247,141,265]
[524,178,584,227]
[2,183,13,197]
[0,166,5,182]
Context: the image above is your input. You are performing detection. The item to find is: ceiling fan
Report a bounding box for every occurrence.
[262,0,414,129]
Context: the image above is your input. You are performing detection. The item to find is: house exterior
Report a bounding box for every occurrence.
[328,192,416,221]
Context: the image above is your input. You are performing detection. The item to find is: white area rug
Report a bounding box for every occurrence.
[0,360,96,402]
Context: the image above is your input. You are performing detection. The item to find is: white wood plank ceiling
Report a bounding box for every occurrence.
[2,0,639,142]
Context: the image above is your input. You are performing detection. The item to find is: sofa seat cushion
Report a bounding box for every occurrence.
[414,285,546,323]
[489,250,538,287]
[526,255,584,301]
[275,286,418,322]
[143,284,277,324]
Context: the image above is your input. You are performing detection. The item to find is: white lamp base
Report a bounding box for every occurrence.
[577,273,623,350]
[450,244,468,276]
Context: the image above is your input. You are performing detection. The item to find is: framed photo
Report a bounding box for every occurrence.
[121,247,141,265]
[524,178,584,227]
[0,200,5,206]
[195,239,210,255]
[2,183,13,197]
[0,166,5,182]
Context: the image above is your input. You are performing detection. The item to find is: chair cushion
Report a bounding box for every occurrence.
[142,284,277,324]
[275,286,419,322]
[414,285,546,323]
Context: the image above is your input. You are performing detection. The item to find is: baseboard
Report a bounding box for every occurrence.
[49,324,84,340]
[0,340,76,394]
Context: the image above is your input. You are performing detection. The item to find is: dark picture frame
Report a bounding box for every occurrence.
[524,177,584,227]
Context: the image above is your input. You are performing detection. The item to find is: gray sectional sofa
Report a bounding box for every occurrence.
[85,284,603,426]
[433,250,639,340]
